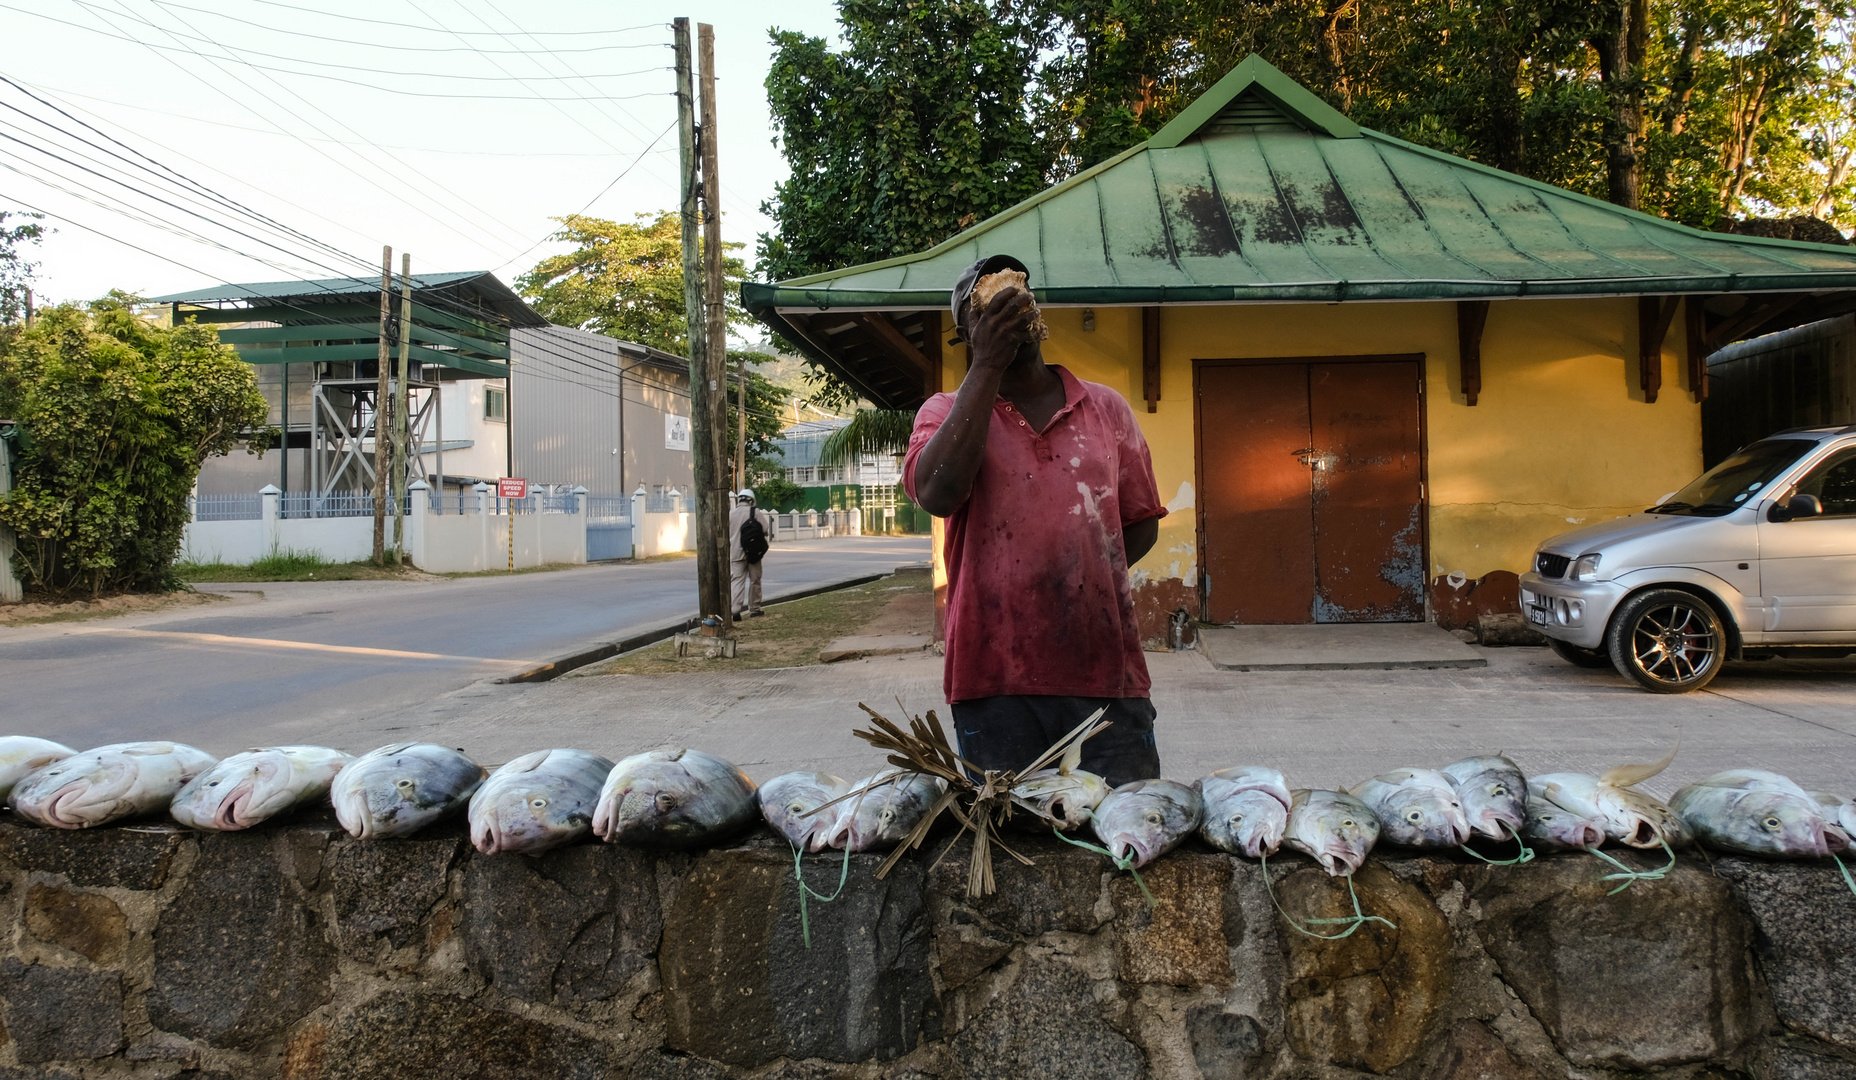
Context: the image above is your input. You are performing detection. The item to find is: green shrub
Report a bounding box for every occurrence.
[0,296,271,597]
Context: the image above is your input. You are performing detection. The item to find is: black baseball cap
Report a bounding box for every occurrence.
[950,254,1031,339]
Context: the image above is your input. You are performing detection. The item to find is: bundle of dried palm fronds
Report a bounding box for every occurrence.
[814,702,1107,898]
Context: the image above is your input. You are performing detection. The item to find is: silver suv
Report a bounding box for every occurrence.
[1521,426,1856,692]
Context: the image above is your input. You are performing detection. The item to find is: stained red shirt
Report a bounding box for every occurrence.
[905,366,1167,702]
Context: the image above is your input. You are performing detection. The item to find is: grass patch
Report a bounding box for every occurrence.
[174,548,423,582]
[436,561,584,579]
[577,570,931,675]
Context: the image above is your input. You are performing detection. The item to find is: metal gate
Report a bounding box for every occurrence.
[586,496,633,561]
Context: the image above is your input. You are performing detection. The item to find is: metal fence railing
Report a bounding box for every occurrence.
[584,495,630,522]
[278,492,404,519]
[427,493,474,515]
[192,494,263,522]
[644,490,680,514]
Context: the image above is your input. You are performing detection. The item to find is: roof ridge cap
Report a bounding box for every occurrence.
[1149,55,1360,148]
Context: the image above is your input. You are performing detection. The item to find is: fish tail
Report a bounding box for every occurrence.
[1601,734,1681,789]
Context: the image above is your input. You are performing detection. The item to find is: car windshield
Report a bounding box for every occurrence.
[1647,439,1817,517]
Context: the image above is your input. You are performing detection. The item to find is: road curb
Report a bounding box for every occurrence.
[497,569,899,684]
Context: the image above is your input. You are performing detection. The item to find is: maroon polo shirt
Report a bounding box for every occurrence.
[904,366,1167,702]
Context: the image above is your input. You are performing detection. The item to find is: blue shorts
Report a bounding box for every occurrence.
[949,695,1160,789]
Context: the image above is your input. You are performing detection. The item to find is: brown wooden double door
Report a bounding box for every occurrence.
[1196,356,1426,624]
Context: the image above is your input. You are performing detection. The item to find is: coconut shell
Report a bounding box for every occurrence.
[970,269,1050,342]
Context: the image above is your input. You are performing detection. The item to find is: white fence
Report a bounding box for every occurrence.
[772,509,859,541]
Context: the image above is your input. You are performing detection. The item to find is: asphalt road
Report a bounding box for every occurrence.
[0,535,930,751]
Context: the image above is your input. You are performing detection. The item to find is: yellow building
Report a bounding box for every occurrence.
[746,57,1856,639]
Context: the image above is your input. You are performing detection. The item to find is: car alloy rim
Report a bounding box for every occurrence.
[1630,602,1718,684]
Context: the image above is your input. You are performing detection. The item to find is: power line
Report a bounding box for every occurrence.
[492,120,677,275]
[216,0,663,38]
[147,0,668,53]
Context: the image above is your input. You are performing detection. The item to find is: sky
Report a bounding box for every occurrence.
[0,0,843,308]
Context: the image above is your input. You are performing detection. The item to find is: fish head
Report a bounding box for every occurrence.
[830,772,935,852]
[759,773,846,852]
[14,752,138,829]
[1010,769,1109,831]
[195,752,297,830]
[1093,781,1200,869]
[1452,766,1528,840]
[1201,786,1289,858]
[1729,792,1839,858]
[1375,784,1473,847]
[1608,788,1688,849]
[1289,791,1380,876]
[1520,797,1604,850]
[472,773,590,855]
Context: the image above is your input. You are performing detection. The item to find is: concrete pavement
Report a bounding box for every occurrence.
[0,535,930,750]
[311,644,1856,800]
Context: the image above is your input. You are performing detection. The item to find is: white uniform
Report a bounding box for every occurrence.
[729,497,773,617]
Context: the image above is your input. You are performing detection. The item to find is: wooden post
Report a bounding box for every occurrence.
[698,22,731,621]
[372,245,391,565]
[1685,296,1710,401]
[736,351,747,492]
[1457,300,1490,406]
[676,19,724,621]
[1637,295,1679,404]
[1141,307,1161,412]
[393,253,413,564]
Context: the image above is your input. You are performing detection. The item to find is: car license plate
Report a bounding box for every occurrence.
[1525,606,1548,626]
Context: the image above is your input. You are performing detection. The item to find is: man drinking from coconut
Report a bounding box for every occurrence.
[905,254,1166,787]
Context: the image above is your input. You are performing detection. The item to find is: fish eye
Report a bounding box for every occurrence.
[395,778,414,790]
[209,781,219,787]
[530,797,548,809]
[1490,785,1507,797]
[788,802,806,815]
[1145,812,1163,826]
[880,808,895,822]
[1763,816,1782,830]
[1341,819,1356,828]
[1406,810,1423,824]
[1229,813,1244,826]
[656,792,678,809]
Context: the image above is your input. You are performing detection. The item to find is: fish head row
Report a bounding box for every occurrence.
[332,743,483,840]
[1091,780,1203,869]
[593,748,758,849]
[1008,768,1109,831]
[1285,789,1380,876]
[1350,770,1471,848]
[758,771,849,852]
[832,771,944,852]
[1440,757,1528,841]
[471,749,615,855]
[1197,776,1291,858]
[1520,796,1605,851]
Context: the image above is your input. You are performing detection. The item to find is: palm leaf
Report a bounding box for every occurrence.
[817,408,916,466]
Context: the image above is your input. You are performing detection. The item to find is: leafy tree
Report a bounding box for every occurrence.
[517,211,753,353]
[750,468,807,512]
[0,295,271,597]
[818,407,915,466]
[726,357,789,479]
[1,211,45,326]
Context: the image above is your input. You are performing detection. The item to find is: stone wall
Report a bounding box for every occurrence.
[1,818,1852,1080]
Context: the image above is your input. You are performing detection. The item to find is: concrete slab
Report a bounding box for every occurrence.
[1197,622,1487,671]
[820,634,931,663]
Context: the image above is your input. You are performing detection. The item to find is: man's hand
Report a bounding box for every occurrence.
[967,285,1036,373]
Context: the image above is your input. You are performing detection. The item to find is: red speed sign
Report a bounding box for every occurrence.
[496,478,528,499]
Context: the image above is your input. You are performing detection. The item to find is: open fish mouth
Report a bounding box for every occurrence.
[211,780,260,830]
[1621,817,1663,848]
[1473,809,1523,841]
[1105,832,1156,868]
[1570,822,1605,849]
[44,783,103,828]
[1827,825,1850,854]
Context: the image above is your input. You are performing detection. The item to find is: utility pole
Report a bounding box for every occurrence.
[675,18,725,621]
[393,253,413,565]
[736,352,747,492]
[372,244,392,566]
[698,23,730,603]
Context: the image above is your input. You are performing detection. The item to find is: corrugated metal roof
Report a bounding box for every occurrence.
[745,55,1856,315]
[149,271,547,328]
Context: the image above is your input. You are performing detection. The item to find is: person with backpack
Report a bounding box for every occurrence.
[729,490,773,620]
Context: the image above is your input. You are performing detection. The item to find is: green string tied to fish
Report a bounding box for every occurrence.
[1259,853,1398,940]
[1457,820,1537,867]
[1834,852,1856,899]
[1052,827,1157,910]
[1586,837,1678,894]
[789,841,854,948]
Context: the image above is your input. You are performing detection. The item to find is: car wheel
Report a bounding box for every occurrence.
[1548,638,1612,668]
[1606,588,1728,693]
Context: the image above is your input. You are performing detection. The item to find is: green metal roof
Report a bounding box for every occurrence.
[148,271,547,329]
[745,55,1856,316]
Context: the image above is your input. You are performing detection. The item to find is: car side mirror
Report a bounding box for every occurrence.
[1770,494,1824,522]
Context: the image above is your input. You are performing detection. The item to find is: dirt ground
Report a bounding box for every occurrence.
[0,589,230,627]
[577,566,933,675]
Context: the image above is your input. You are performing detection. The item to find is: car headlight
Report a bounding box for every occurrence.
[1570,553,1603,581]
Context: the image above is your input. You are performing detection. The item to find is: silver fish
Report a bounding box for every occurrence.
[1805,791,1856,839]
[759,771,850,852]
[0,737,76,806]
[1520,795,1605,851]
[1283,789,1380,876]
[830,770,945,852]
[1350,768,1472,848]
[470,748,614,855]
[171,746,351,831]
[1670,771,1847,859]
[1091,779,1202,869]
[1008,733,1111,833]
[12,742,217,829]
[593,748,758,849]
[1440,756,1528,840]
[332,743,484,840]
[1535,743,1688,850]
[1196,766,1292,858]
